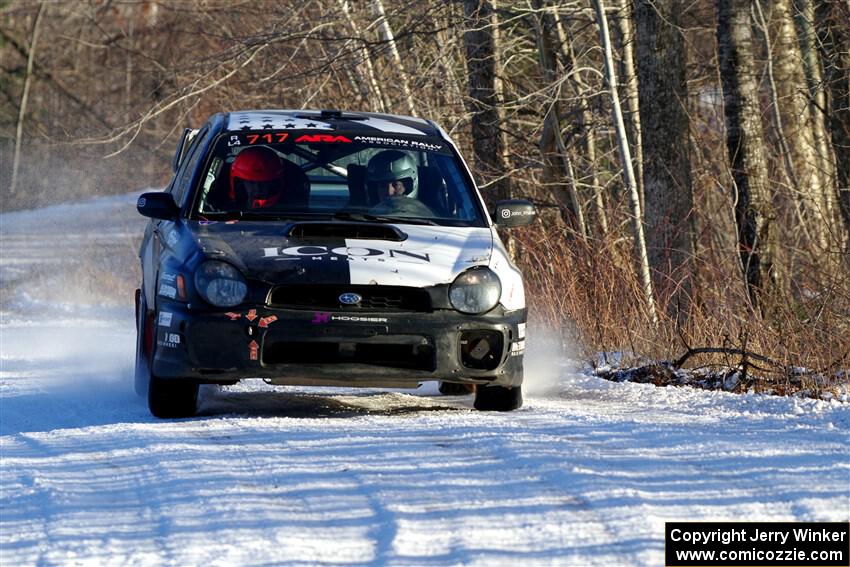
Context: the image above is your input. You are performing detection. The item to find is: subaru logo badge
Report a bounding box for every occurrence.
[339,293,362,305]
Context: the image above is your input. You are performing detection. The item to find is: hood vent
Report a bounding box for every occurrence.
[284,222,407,241]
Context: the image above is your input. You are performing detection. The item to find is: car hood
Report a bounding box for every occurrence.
[187,221,494,286]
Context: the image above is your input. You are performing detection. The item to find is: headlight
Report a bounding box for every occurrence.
[194,260,247,307]
[449,267,501,314]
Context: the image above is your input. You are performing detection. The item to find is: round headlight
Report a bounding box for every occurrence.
[194,260,247,307]
[449,267,501,314]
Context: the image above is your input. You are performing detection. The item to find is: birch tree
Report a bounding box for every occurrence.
[614,0,644,210]
[372,0,417,116]
[795,0,836,200]
[770,0,834,252]
[339,0,388,113]
[594,0,659,326]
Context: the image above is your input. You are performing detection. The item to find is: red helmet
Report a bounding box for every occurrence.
[229,146,285,209]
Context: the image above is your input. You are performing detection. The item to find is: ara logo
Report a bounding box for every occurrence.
[294,134,352,143]
[263,246,430,263]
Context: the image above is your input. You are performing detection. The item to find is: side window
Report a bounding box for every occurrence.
[172,127,209,206]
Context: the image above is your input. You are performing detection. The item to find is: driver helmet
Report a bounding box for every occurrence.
[229,146,285,209]
[366,150,418,199]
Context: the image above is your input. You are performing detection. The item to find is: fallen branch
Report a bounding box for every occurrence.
[672,347,779,370]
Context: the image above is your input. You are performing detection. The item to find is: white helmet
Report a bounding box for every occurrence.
[366,150,418,198]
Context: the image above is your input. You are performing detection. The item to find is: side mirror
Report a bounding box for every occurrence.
[137,192,179,220]
[493,199,536,228]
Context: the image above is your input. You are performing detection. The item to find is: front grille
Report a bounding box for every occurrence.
[263,341,435,371]
[269,285,431,312]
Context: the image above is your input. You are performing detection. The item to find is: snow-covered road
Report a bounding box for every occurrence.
[1,194,848,566]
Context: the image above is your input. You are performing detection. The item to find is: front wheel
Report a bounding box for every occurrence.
[148,376,199,418]
[134,288,154,397]
[474,385,523,411]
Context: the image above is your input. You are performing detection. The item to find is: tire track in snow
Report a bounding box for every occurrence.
[2,193,848,565]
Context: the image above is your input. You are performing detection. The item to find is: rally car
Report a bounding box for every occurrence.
[135,109,535,418]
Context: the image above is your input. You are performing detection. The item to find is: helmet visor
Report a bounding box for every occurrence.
[370,177,413,198]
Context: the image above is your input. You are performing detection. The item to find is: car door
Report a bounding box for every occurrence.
[140,126,210,304]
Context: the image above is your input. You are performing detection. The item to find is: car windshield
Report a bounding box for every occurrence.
[192,131,486,227]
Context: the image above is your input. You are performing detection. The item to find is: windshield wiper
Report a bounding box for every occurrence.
[333,211,439,226]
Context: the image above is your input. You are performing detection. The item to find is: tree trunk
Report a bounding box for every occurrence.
[614,0,644,212]
[462,0,511,204]
[491,0,520,259]
[594,0,659,326]
[338,0,385,112]
[752,1,803,206]
[796,0,836,200]
[816,0,850,246]
[492,0,512,175]
[717,0,781,307]
[9,2,46,200]
[534,0,587,237]
[634,0,696,316]
[555,14,608,236]
[770,0,834,253]
[372,0,417,116]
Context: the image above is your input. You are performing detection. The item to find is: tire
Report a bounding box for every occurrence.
[438,381,472,396]
[136,287,199,418]
[148,376,199,418]
[474,385,523,411]
[134,288,154,397]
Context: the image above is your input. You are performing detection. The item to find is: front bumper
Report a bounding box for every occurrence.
[152,301,525,388]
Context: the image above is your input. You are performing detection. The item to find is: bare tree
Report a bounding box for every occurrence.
[614,0,644,211]
[534,0,587,236]
[634,0,696,315]
[796,0,836,199]
[492,0,513,179]
[554,12,608,236]
[717,0,780,306]
[816,0,850,246]
[770,0,835,252]
[462,0,512,204]
[339,0,388,113]
[594,0,659,326]
[9,2,45,199]
[372,0,417,116]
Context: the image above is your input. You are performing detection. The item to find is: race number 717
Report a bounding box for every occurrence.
[245,133,289,144]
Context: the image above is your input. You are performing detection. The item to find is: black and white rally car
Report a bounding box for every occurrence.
[135,109,535,417]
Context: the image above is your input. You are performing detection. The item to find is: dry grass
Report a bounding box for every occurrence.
[512,222,850,397]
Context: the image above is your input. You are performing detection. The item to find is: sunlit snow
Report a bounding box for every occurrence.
[1,193,848,565]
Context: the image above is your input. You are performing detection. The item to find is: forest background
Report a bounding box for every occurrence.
[1,0,848,387]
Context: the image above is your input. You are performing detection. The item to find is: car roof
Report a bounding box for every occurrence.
[223,109,442,138]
